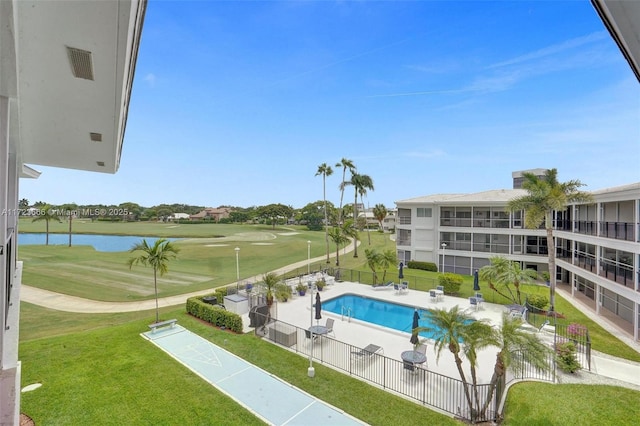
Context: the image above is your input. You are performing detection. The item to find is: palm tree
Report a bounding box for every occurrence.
[340,219,359,257]
[372,203,387,231]
[379,249,397,282]
[460,320,498,422]
[506,169,592,313]
[364,248,382,284]
[412,306,475,417]
[31,205,62,245]
[349,173,374,257]
[480,313,551,418]
[128,239,180,323]
[327,227,349,266]
[315,163,334,264]
[479,256,537,305]
[335,158,355,224]
[261,272,280,307]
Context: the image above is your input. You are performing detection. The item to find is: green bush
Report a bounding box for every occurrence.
[438,273,463,294]
[527,294,549,311]
[275,283,291,302]
[556,341,581,373]
[185,296,243,333]
[407,261,438,272]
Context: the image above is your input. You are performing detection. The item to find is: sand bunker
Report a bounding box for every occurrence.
[252,242,274,245]
[205,244,229,247]
[278,232,299,236]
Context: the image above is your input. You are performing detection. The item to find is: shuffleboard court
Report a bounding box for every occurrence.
[142,325,366,426]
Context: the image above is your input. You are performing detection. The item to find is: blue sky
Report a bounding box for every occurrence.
[21,1,640,209]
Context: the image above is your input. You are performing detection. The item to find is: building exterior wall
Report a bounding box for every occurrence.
[396,182,640,342]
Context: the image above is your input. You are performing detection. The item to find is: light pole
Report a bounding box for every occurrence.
[307,240,311,276]
[235,247,240,293]
[308,279,315,377]
[441,242,447,273]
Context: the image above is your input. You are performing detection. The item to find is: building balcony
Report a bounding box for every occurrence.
[598,260,636,289]
[599,222,637,242]
[560,220,637,242]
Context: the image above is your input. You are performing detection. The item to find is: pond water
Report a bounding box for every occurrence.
[18,233,179,252]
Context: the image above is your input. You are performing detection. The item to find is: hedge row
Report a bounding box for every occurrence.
[186,295,243,333]
[407,260,438,272]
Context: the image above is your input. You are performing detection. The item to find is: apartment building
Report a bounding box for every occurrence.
[395,171,640,342]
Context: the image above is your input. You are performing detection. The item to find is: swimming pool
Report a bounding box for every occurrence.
[322,294,466,339]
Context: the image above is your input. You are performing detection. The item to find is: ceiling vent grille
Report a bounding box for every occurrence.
[66,47,94,80]
[90,132,102,142]
[96,161,105,167]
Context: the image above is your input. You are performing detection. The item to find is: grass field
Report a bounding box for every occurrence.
[19,223,336,301]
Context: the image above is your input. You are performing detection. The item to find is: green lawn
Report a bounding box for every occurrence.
[19,304,640,425]
[503,382,640,425]
[19,306,457,425]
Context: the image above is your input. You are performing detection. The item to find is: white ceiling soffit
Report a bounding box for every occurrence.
[16,0,146,174]
[592,0,640,82]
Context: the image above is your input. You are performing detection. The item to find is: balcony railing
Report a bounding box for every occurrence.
[599,259,635,289]
[573,220,598,236]
[560,220,637,242]
[599,222,637,242]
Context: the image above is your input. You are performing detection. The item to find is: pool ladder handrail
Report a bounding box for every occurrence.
[341,306,352,322]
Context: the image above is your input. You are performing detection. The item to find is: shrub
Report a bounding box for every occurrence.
[406,261,438,272]
[556,341,581,373]
[527,294,549,311]
[567,322,587,338]
[438,273,463,294]
[186,296,243,333]
[275,283,291,302]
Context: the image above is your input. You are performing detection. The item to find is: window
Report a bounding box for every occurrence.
[417,207,432,218]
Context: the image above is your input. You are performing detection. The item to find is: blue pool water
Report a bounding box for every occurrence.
[322,294,467,339]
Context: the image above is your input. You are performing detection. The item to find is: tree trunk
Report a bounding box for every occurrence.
[546,212,556,313]
[45,219,49,245]
[481,352,505,416]
[352,189,358,258]
[68,214,73,247]
[453,353,474,421]
[153,268,159,323]
[323,177,330,264]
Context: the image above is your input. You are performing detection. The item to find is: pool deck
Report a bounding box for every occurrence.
[261,281,515,385]
[253,281,640,391]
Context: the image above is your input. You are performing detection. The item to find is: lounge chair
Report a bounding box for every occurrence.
[350,344,383,366]
[372,281,394,290]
